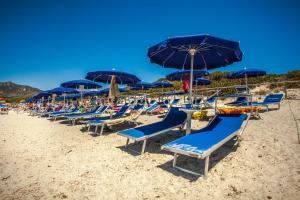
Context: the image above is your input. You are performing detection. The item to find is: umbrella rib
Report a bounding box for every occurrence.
[150,47,169,57]
[162,51,176,67]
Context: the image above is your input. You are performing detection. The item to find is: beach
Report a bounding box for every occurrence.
[1,99,300,200]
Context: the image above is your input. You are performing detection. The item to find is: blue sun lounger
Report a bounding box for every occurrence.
[250,93,284,111]
[82,105,131,135]
[226,96,248,106]
[118,107,187,154]
[66,105,108,125]
[49,108,80,120]
[170,98,180,107]
[146,102,160,114]
[162,113,249,178]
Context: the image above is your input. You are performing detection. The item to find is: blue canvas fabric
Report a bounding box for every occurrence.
[148,35,242,70]
[86,105,130,125]
[61,79,102,89]
[163,114,247,155]
[48,87,79,95]
[120,107,187,139]
[194,77,211,85]
[85,71,140,84]
[166,70,208,81]
[227,68,266,79]
[153,81,173,88]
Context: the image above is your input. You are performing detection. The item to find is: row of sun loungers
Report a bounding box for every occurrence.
[28,93,284,177]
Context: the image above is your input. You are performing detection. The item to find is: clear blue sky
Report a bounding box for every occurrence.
[0,0,299,90]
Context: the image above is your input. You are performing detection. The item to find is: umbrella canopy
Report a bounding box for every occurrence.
[61,79,102,89]
[130,81,153,89]
[100,88,128,95]
[227,68,266,79]
[85,70,141,85]
[163,91,186,96]
[153,81,173,88]
[82,90,103,97]
[166,70,208,81]
[148,35,242,70]
[194,77,211,85]
[130,86,151,91]
[48,87,79,95]
[34,91,52,99]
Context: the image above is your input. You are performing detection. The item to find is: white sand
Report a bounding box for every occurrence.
[1,99,300,199]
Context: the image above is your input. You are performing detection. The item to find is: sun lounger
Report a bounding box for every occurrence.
[250,93,284,111]
[66,105,108,125]
[170,98,180,107]
[49,108,80,120]
[82,105,131,135]
[118,107,187,154]
[226,96,248,106]
[146,102,160,114]
[162,113,249,177]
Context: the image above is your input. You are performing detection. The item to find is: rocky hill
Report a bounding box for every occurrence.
[0,82,41,98]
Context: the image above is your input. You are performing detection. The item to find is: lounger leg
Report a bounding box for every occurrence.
[204,156,210,179]
[88,124,91,132]
[72,119,75,126]
[173,153,178,167]
[99,124,105,136]
[125,138,130,147]
[141,140,147,154]
[95,125,98,133]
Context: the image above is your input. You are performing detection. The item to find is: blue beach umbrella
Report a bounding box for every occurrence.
[227,68,266,79]
[166,70,208,81]
[48,87,79,103]
[61,79,102,89]
[148,34,242,103]
[153,81,173,88]
[129,81,153,92]
[194,77,211,85]
[61,79,102,102]
[194,77,211,96]
[227,68,266,92]
[98,88,129,95]
[130,86,150,91]
[85,70,140,85]
[48,87,79,95]
[153,81,174,94]
[148,34,242,135]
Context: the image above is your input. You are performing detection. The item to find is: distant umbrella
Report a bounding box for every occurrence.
[153,81,174,94]
[227,68,266,93]
[194,77,211,97]
[61,79,102,89]
[48,87,79,95]
[166,70,208,81]
[61,79,102,102]
[194,77,211,85]
[85,70,140,85]
[129,81,153,92]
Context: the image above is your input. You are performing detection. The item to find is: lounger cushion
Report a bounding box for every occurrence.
[163,114,247,155]
[120,107,187,139]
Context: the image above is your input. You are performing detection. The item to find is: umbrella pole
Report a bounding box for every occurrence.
[186,49,195,135]
[245,74,248,94]
[188,49,195,105]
